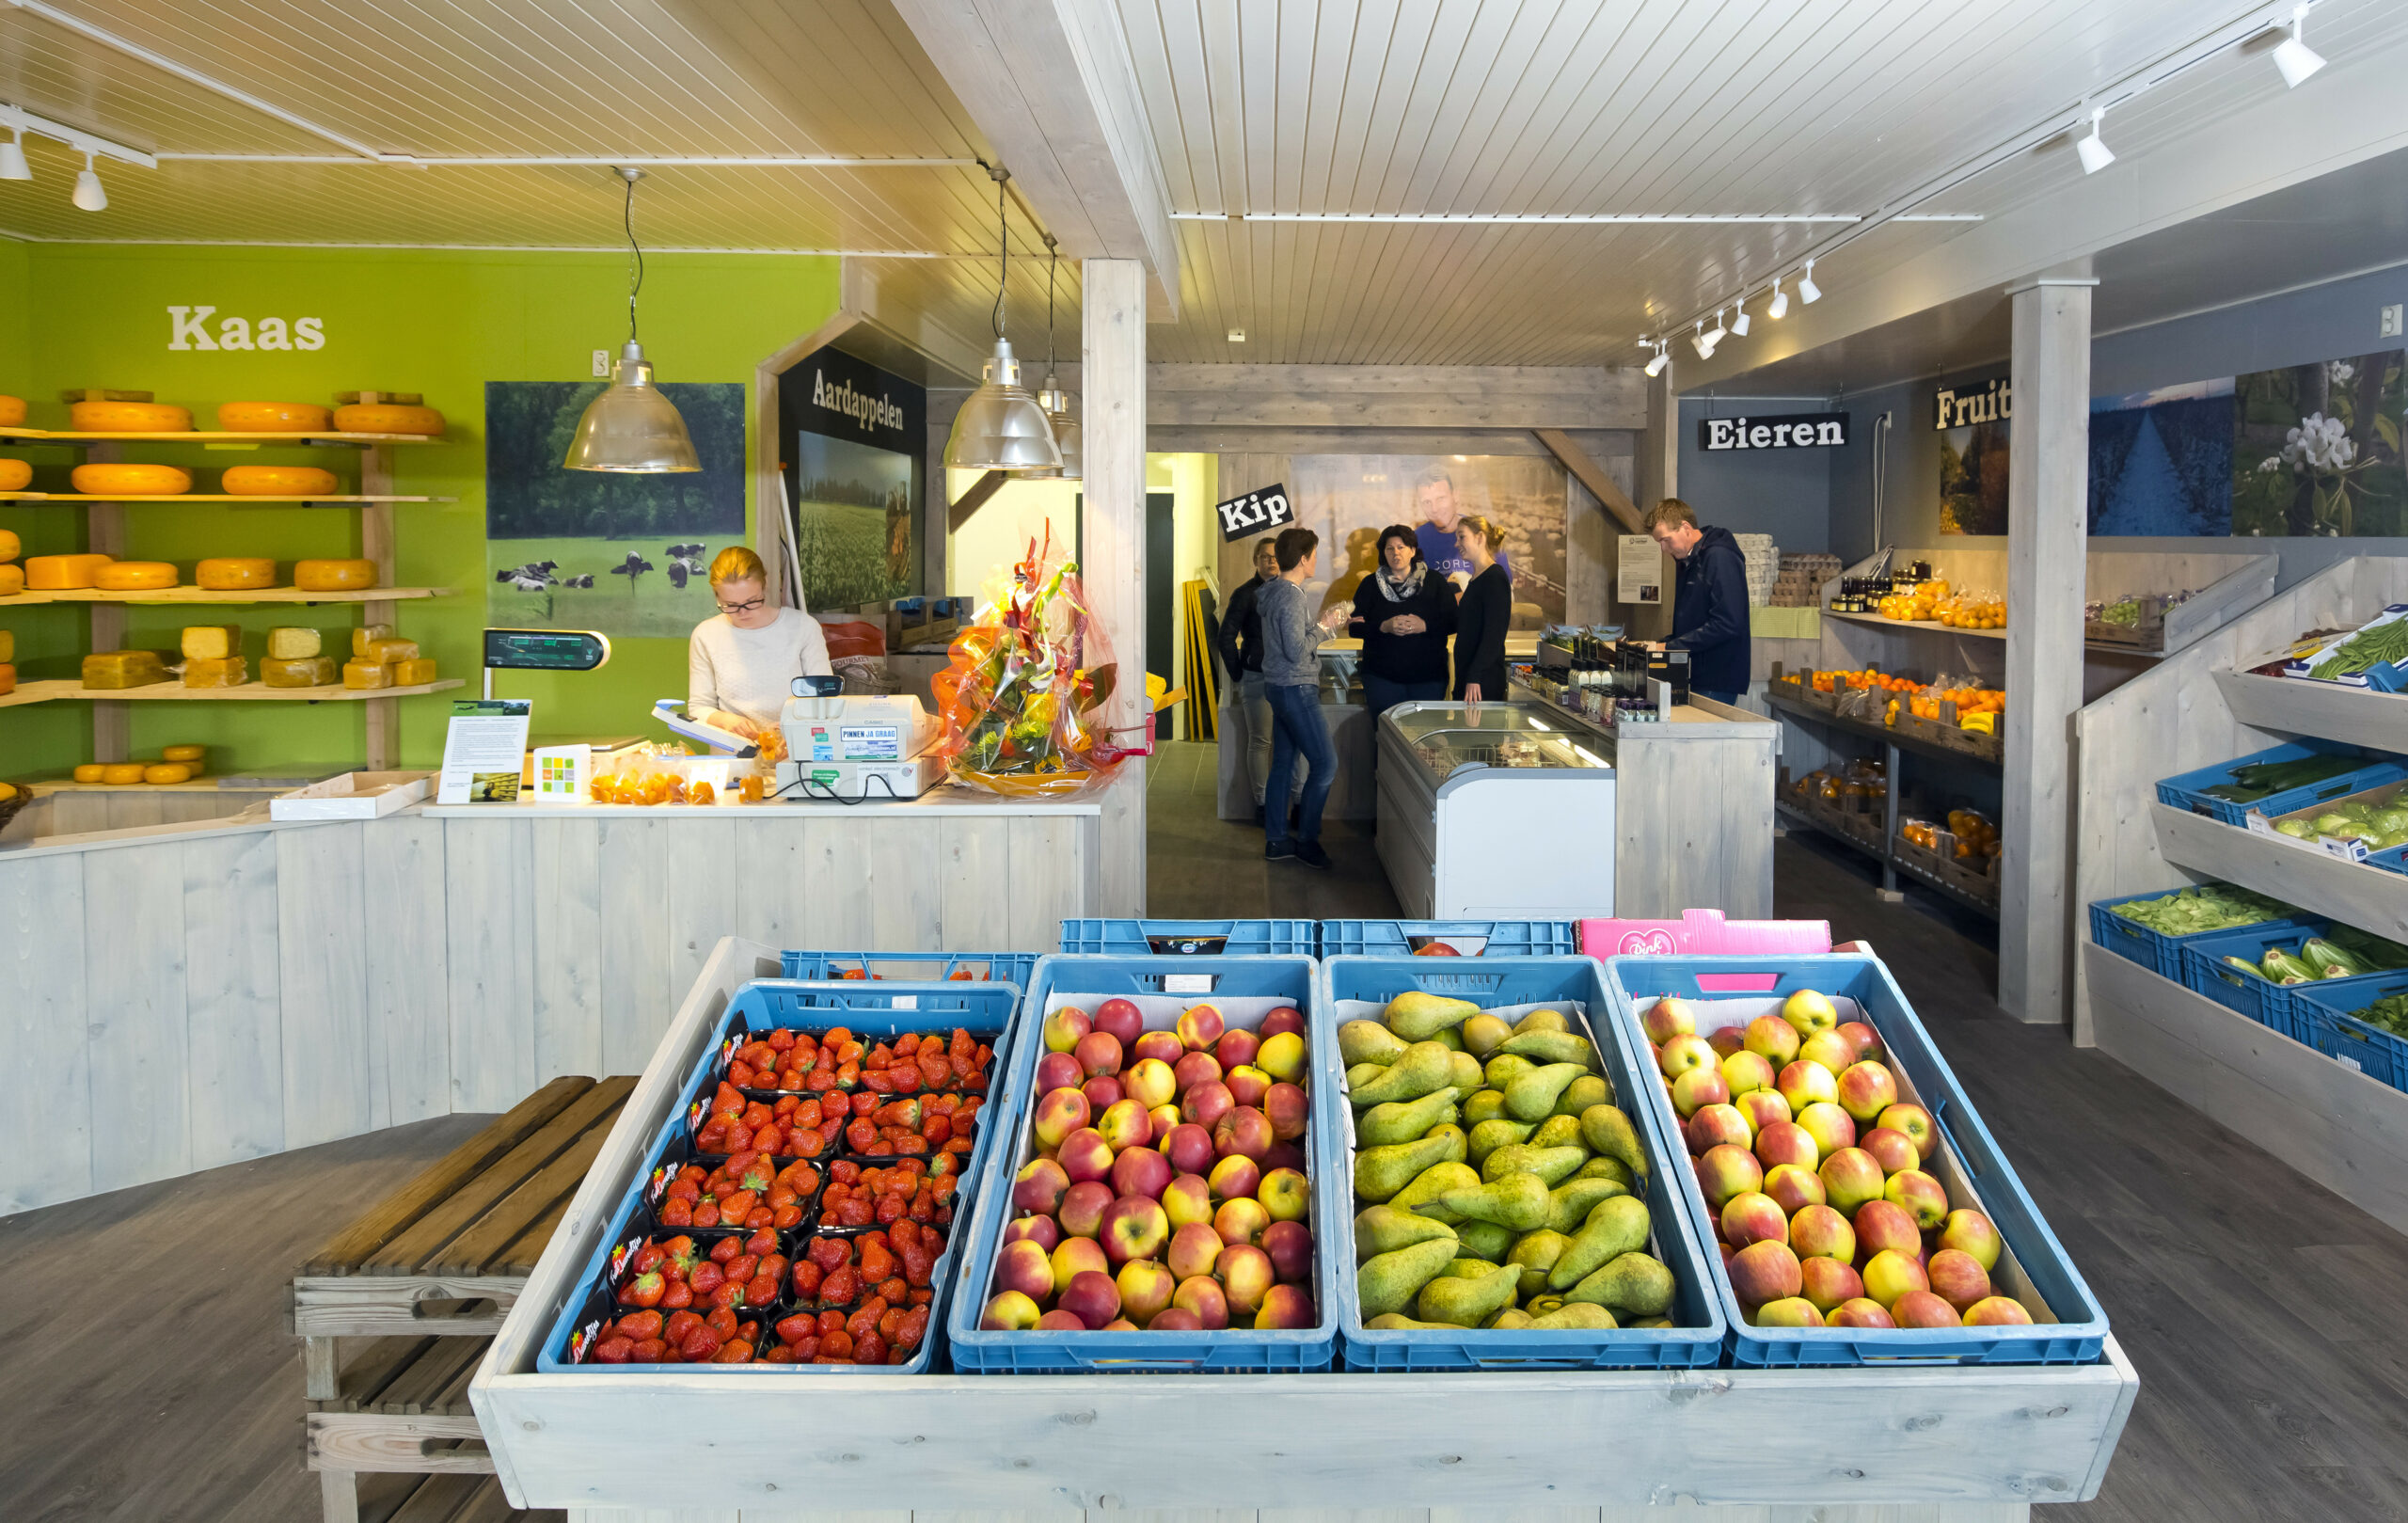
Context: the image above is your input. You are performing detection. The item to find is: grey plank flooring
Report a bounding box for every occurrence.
[1146,741,1402,920]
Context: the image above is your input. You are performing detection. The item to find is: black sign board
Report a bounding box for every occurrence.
[1215,483,1293,543]
[783,343,923,449]
[1698,413,1849,452]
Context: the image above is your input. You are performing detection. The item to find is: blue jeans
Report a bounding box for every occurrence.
[1263,683,1335,848]
[1362,672,1447,725]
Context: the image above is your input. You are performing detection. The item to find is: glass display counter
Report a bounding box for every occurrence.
[1373,701,1618,918]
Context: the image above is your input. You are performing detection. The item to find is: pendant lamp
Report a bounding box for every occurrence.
[566,167,701,473]
[1029,236,1083,480]
[944,167,1062,474]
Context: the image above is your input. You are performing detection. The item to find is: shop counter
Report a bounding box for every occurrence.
[469,934,2139,1522]
[0,792,1098,1214]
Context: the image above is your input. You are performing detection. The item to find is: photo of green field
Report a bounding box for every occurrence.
[794,433,916,611]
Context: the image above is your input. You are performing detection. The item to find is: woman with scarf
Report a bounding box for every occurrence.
[1350,523,1459,727]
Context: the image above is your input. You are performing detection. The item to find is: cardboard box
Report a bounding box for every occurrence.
[269,770,432,820]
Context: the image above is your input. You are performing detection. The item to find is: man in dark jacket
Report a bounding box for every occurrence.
[1647,498,1751,705]
[1215,536,1290,818]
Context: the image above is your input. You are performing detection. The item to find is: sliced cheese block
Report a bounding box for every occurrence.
[92,562,181,591]
[331,403,444,436]
[182,625,243,660]
[0,629,10,661]
[361,637,419,664]
[342,659,396,690]
[70,401,193,433]
[0,458,30,492]
[83,650,169,689]
[161,743,206,764]
[261,655,339,689]
[100,763,148,785]
[267,627,323,659]
[71,463,193,497]
[295,558,377,592]
[0,661,12,696]
[0,394,24,426]
[222,465,340,497]
[27,553,115,590]
[352,623,394,656]
[0,528,19,562]
[183,657,248,689]
[73,764,106,784]
[216,401,332,433]
[143,763,194,785]
[0,565,23,595]
[196,558,277,591]
[392,657,438,687]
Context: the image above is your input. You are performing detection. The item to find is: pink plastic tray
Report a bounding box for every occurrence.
[1579,910,1833,992]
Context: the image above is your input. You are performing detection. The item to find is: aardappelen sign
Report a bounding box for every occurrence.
[1698,413,1849,451]
[1215,483,1293,543]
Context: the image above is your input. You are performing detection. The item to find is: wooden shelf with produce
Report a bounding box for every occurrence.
[4,585,451,607]
[0,493,455,504]
[2149,800,2408,943]
[0,677,465,708]
[2212,669,2408,754]
[1824,607,2164,659]
[0,427,442,446]
[1765,686,2002,773]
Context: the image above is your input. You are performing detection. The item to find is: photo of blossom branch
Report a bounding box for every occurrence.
[2231,352,2405,537]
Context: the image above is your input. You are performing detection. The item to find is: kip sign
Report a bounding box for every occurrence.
[1216,484,1293,544]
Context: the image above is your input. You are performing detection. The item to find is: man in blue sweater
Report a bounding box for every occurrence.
[1257,525,1353,867]
[1646,498,1751,706]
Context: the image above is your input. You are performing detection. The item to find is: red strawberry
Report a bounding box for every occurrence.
[621,1270,664,1309]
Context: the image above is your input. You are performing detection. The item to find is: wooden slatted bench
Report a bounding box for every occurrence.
[296,1075,635,1523]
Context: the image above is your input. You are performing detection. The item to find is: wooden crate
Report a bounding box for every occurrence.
[1892,704,2005,763]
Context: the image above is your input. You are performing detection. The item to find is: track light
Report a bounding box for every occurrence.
[1691,319,1720,360]
[1643,341,1669,377]
[71,152,105,211]
[0,132,28,182]
[1766,278,1788,320]
[1797,260,1820,305]
[1732,298,1751,338]
[2076,108,2115,175]
[2272,5,2324,87]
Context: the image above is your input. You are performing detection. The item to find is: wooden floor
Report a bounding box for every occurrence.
[1145,738,1403,919]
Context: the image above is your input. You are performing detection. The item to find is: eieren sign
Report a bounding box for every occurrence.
[1697,413,1848,451]
[1215,484,1293,543]
[1934,377,2011,430]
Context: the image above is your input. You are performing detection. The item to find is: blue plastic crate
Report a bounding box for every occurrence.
[1319,955,1725,1372]
[2155,739,2407,827]
[1318,919,1578,958]
[1055,918,1315,957]
[1603,954,2111,1368]
[539,978,1023,1375]
[946,953,1341,1373]
[2086,890,2303,980]
[2178,922,2342,1043]
[778,949,1040,989]
[2297,976,2408,1091]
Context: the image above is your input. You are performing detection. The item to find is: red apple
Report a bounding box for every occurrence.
[1926,1248,1991,1311]
[1836,1061,1900,1124]
[1259,1006,1306,1039]
[1097,1098,1153,1152]
[1745,1013,1801,1067]
[1817,1148,1885,1216]
[1217,1243,1275,1314]
[1133,1030,1185,1066]
[1828,1296,1896,1328]
[1837,1020,1885,1062]
[1850,1198,1920,1262]
[1752,1296,1822,1327]
[1116,1258,1177,1323]
[1719,1049,1775,1097]
[1669,1066,1730,1118]
[1215,1028,1262,1070]
[1883,1168,1949,1231]
[1753,1120,1818,1170]
[1149,1307,1203,1330]
[1796,1101,1857,1157]
[1861,1248,1927,1309]
[1226,1065,1273,1107]
[1642,996,1696,1044]
[1032,1087,1091,1150]
[1798,1254,1863,1313]
[1177,1002,1227,1052]
[1111,1144,1173,1200]
[1788,1202,1857,1263]
[1058,1180,1115,1239]
[1657,1033,1716,1077]
[1012,1158,1069,1216]
[1057,1127,1116,1185]
[1074,1030,1125,1080]
[1148,1103,1181,1143]
[1260,1217,1312,1281]
[992,1238,1055,1304]
[1093,997,1145,1048]
[1050,1236,1107,1293]
[1254,1282,1315,1329]
[1763,1162,1826,1216]
[1043,1006,1091,1054]
[1214,1197,1270,1247]
[1035,1051,1083,1094]
[1161,1122,1216,1176]
[1877,1103,1936,1159]
[1736,1088,1793,1135]
[1262,1082,1309,1140]
[1800,1030,1857,1076]
[1167,1221,1225,1280]
[1172,1051,1224,1094]
[1258,1032,1307,1083]
[1101,1318,1140,1332]
[1706,1027,1746,1059]
[1259,1141,1307,1175]
[1258,1166,1308,1222]
[1034,1309,1086,1331]
[1776,1059,1838,1113]
[1058,1268,1121,1328]
[1727,1240,1802,1307]
[1939,1209,2003,1271]
[1963,1295,2033,1325]
[981,1290,1042,1329]
[1687,1103,1752,1155]
[1123,1057,1178,1110]
[1695,1143,1764,1213]
[1208,1153,1261,1203]
[1859,1126,1918,1177]
[1172,1275,1228,1329]
[1100,1194,1170,1265]
[1214,1105,1275,1161]
[1182,1080,1237,1129]
[1719,1191,1788,1249]
[1162,1173,1214,1229]
[1003,1213,1061,1252]
[1081,1075,1126,1113]
[1893,1290,1961,1329]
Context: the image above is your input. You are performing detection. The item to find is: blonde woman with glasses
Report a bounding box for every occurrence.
[687,546,832,740]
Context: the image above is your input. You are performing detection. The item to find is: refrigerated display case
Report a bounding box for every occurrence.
[1374,701,1617,918]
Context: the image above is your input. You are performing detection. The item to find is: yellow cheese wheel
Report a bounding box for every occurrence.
[0,529,18,562]
[73,764,106,784]
[196,558,278,591]
[71,463,194,497]
[143,763,194,785]
[0,458,30,492]
[295,558,377,592]
[0,394,24,426]
[216,401,333,433]
[331,403,444,436]
[0,661,12,696]
[27,553,114,590]
[101,763,148,785]
[70,401,193,433]
[162,744,206,764]
[92,562,181,591]
[221,465,340,498]
[0,565,22,595]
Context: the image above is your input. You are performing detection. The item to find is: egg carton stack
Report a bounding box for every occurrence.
[1735,534,1781,607]
[1771,552,1842,608]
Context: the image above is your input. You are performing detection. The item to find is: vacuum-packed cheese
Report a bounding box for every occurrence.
[216,401,332,433]
[71,463,192,496]
[70,401,192,433]
[92,562,180,591]
[360,637,419,664]
[341,658,395,690]
[196,558,277,591]
[143,763,194,785]
[27,554,113,590]
[261,655,339,689]
[221,465,339,497]
[82,650,169,689]
[182,625,243,660]
[295,558,376,592]
[183,657,248,689]
[267,627,322,659]
[392,657,437,687]
[352,624,393,656]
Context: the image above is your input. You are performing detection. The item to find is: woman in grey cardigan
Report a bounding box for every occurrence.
[1258,526,1352,867]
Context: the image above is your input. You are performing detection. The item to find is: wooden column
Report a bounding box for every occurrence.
[360,442,399,770]
[1083,259,1148,915]
[2000,278,2095,1025]
[1633,361,1680,639]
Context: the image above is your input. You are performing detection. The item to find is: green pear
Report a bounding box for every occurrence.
[1340,1020,1408,1068]
[1500,1030,1596,1070]
[1462,1088,1510,1127]
[1354,1128,1466,1201]
[1354,1203,1458,1261]
[1545,1177,1631,1233]
[1576,1154,1635,1185]
[1489,1307,1537,1330]
[1431,1172,1550,1230]
[1507,1228,1572,1298]
[1465,1118,1536,1166]
[1357,1087,1462,1147]
[1526,1293,1566,1315]
[1432,1026,1465,1052]
[1448,1050,1486,1091]
[1564,1250,1674,1316]
[1459,1013,1514,1058]
[1417,1261,1520,1325]
[1357,1237,1460,1318]
[1483,1054,1538,1088]
[1529,1113,1586,1150]
[1504,1063,1587,1122]
[1384,990,1482,1041]
[1578,1103,1650,1179]
[1346,1061,1389,1091]
[1513,1008,1570,1035]
[1366,1311,1459,1330]
[1437,1257,1501,1280]
[1452,1218,1515,1261]
[1532,1302,1618,1329]
[1548,1195,1654,1291]
[1389,1161,1481,1221]
[1481,1144,1588,1186]
[1351,1041,1458,1108]
[1556,1074,1615,1116]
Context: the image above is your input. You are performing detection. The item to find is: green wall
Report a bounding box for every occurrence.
[0,242,838,775]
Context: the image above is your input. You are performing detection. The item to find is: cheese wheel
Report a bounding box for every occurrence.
[92,562,181,591]
[331,403,444,436]
[261,655,338,689]
[101,763,148,785]
[221,465,340,498]
[0,528,18,562]
[295,558,377,592]
[0,661,12,696]
[70,401,193,433]
[183,657,248,689]
[181,626,241,660]
[161,743,206,764]
[216,401,332,433]
[27,553,114,590]
[71,463,194,497]
[392,657,438,687]
[0,565,22,595]
[342,658,395,690]
[143,763,194,785]
[0,458,30,492]
[197,558,277,591]
[0,394,24,426]
[73,764,106,784]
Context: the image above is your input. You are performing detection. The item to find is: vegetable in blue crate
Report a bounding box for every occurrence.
[2309,611,2408,681]
[2197,753,2371,803]
[2348,992,2408,1040]
[2108,884,2297,936]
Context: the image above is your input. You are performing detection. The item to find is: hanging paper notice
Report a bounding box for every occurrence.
[1618,534,1663,605]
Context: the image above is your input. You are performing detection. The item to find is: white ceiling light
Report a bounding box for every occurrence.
[1227,327,1245,342]
[71,152,106,211]
[565,168,700,473]
[2271,5,2325,87]
[1766,278,1788,321]
[0,133,28,181]
[1643,341,1670,377]
[1690,319,1718,360]
[1797,260,1821,305]
[1731,297,1751,338]
[944,166,1061,475]
[1028,237,1081,482]
[2076,107,2115,174]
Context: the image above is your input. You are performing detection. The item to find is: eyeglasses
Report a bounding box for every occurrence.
[717,596,766,616]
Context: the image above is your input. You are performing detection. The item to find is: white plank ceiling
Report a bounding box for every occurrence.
[2,0,2402,369]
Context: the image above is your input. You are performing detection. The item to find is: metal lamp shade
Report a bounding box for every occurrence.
[1040,395,1082,481]
[565,342,702,473]
[945,338,1060,473]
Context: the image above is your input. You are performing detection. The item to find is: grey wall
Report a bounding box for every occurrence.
[1677,395,1835,551]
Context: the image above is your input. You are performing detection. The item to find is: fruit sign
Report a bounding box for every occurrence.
[1216,484,1293,542]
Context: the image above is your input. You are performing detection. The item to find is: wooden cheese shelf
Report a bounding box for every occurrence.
[4,585,450,606]
[0,677,464,707]
[0,426,443,445]
[0,493,455,503]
